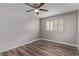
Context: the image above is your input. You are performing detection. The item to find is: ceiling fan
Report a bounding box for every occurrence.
[24,3,48,15]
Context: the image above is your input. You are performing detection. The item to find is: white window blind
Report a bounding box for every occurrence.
[50,21,54,31]
[54,20,58,31]
[58,19,63,32]
[46,19,63,32]
[46,21,50,31]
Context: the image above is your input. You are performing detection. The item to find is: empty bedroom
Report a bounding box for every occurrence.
[0,3,79,56]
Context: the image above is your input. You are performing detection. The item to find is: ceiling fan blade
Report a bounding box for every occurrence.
[34,4,39,8]
[39,9,48,11]
[37,3,45,8]
[26,9,34,12]
[24,3,35,8]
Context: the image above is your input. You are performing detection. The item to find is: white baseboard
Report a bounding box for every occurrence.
[40,38,78,47]
[0,38,77,53]
[0,39,40,53]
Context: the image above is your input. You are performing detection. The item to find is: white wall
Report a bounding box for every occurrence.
[0,7,39,52]
[40,11,78,47]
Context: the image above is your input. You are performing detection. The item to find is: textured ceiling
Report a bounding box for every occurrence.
[0,3,79,18]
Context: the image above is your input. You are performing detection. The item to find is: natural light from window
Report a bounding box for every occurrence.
[46,19,63,32]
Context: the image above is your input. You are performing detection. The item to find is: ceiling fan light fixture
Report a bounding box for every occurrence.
[34,9,39,12]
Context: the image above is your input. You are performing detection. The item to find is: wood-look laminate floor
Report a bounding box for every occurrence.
[0,40,79,56]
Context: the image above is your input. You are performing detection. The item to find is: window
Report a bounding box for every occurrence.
[54,20,58,31]
[46,21,50,31]
[58,19,63,32]
[50,21,54,31]
[46,19,63,32]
